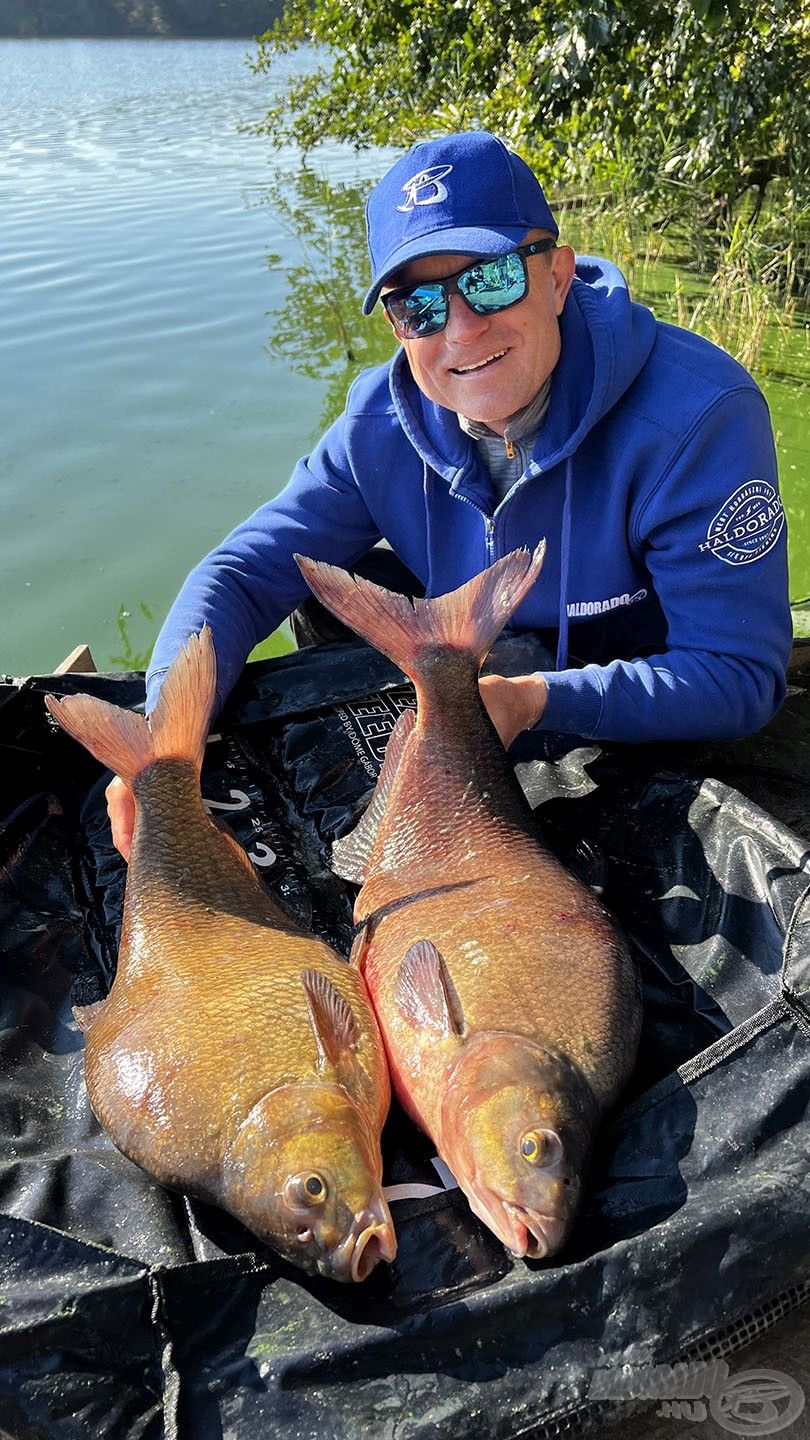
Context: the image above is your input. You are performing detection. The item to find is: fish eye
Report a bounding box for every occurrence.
[285,1172,329,1210]
[520,1129,563,1167]
[520,1132,545,1164]
[304,1173,327,1201]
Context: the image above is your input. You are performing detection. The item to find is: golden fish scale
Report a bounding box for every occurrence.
[355,699,637,1126]
[85,763,387,1194]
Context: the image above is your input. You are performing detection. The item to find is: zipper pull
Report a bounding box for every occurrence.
[504,437,515,460]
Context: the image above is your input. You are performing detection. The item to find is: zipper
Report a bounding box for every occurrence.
[453,455,547,567]
[447,483,498,565]
[485,515,496,564]
[504,437,515,460]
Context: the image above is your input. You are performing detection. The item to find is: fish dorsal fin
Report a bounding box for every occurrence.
[333,707,416,883]
[395,940,465,1037]
[301,968,360,1074]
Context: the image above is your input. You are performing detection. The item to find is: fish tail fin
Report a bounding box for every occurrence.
[45,625,217,784]
[296,543,546,678]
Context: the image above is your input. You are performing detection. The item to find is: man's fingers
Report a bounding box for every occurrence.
[479,673,548,748]
[105,775,134,863]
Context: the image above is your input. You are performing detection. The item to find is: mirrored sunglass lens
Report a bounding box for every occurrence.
[458,252,526,313]
[389,284,447,336]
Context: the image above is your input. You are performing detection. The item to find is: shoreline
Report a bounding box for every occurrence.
[0,33,267,40]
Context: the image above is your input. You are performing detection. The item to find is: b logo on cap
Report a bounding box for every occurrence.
[397,165,453,212]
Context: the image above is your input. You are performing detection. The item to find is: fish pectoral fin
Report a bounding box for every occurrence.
[395,939,465,1038]
[349,918,372,973]
[301,968,360,1073]
[332,708,416,883]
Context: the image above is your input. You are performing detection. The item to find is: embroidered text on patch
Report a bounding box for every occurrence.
[699,481,784,566]
[397,165,453,212]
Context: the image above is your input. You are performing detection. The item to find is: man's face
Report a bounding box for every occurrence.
[382,233,575,435]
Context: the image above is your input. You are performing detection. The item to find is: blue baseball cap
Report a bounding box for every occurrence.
[362,131,559,315]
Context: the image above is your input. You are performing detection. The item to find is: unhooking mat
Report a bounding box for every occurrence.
[1,633,809,1440]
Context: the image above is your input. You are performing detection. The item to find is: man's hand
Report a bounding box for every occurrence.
[105,775,135,862]
[479,672,548,748]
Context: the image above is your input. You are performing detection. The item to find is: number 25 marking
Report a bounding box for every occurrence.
[202,790,277,868]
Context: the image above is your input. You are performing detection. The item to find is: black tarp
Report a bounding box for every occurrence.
[1,636,809,1439]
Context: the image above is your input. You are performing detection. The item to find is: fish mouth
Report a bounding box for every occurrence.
[349,1215,398,1282]
[319,1193,397,1283]
[502,1202,568,1260]
[465,1188,568,1260]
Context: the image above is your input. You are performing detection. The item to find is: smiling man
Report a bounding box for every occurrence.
[106,131,791,858]
[382,233,573,426]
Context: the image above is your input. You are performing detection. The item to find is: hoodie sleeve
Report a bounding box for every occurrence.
[145,415,381,713]
[539,387,792,743]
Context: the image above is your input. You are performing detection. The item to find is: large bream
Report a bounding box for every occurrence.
[298,546,641,1259]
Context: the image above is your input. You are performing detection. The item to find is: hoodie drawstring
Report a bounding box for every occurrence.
[555,457,573,670]
[422,461,435,597]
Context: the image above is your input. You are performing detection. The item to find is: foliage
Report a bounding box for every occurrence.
[0,0,282,37]
[252,0,810,270]
[259,169,396,435]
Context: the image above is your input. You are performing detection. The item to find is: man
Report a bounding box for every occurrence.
[107,131,791,857]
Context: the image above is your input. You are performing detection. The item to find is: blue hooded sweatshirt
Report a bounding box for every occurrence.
[147,258,791,742]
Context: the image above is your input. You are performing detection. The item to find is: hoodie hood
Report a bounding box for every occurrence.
[389,256,658,482]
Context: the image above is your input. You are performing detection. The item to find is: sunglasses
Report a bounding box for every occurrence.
[381,239,557,340]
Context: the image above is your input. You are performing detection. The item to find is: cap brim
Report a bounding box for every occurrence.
[362,223,545,315]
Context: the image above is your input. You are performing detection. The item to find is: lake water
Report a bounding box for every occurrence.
[1,39,808,676]
[0,39,397,674]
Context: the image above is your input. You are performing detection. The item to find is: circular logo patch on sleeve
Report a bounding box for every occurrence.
[699,480,785,565]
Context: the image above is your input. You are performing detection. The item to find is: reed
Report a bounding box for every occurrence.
[672,215,798,372]
[566,186,807,377]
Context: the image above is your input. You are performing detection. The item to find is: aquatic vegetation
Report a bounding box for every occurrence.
[107,602,156,673]
[106,603,294,672]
